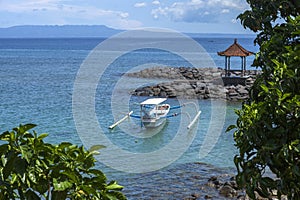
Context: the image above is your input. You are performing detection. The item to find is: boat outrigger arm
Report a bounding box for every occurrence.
[108,98,201,129]
[108,111,133,129]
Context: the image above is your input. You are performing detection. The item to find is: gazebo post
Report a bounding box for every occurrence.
[244,56,246,76]
[241,56,244,77]
[224,56,227,76]
[228,57,231,76]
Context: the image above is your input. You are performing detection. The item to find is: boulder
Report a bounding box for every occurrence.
[219,185,238,198]
[237,88,249,95]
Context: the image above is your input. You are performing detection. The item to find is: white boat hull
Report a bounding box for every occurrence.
[142,117,166,128]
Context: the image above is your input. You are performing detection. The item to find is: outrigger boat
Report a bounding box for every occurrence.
[109,98,201,129]
[139,98,170,128]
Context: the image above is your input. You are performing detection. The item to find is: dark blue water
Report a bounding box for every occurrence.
[0,36,256,199]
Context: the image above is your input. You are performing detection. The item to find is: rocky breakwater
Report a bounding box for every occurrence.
[205,175,287,200]
[127,66,260,101]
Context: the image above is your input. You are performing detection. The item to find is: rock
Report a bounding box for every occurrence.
[203,71,211,76]
[204,195,212,199]
[183,197,197,200]
[237,88,248,95]
[152,87,160,95]
[203,94,210,99]
[208,176,218,182]
[194,88,205,95]
[206,181,216,188]
[159,91,167,97]
[204,88,210,94]
[197,82,206,89]
[129,66,258,100]
[213,180,222,188]
[237,194,248,200]
[219,185,238,198]
[253,191,270,200]
[236,96,249,101]
[228,181,238,190]
[184,71,194,79]
[191,193,200,199]
[229,92,239,97]
[212,72,221,77]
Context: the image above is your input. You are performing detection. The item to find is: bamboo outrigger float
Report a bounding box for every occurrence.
[109,98,201,129]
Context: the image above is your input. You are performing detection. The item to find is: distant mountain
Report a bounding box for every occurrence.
[0,25,123,38]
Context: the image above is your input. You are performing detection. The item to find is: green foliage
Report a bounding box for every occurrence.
[0,124,126,200]
[229,0,300,199]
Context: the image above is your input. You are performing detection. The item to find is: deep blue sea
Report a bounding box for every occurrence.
[0,35,258,199]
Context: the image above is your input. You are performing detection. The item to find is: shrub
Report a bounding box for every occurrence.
[0,124,126,200]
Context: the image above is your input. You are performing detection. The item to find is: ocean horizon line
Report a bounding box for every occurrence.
[0,25,256,39]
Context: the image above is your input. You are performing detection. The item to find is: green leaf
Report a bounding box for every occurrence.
[9,132,15,142]
[0,131,11,141]
[25,189,40,200]
[3,155,15,179]
[0,144,9,154]
[61,171,80,183]
[53,179,73,191]
[226,125,236,132]
[260,84,269,93]
[15,158,27,177]
[89,144,106,152]
[89,169,106,179]
[292,165,300,177]
[57,142,73,150]
[255,185,270,198]
[28,172,37,184]
[81,185,96,196]
[105,191,127,200]
[51,190,67,200]
[18,124,37,134]
[34,180,49,194]
[37,133,48,140]
[106,181,124,190]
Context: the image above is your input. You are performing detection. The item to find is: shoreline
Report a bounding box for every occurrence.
[127,66,260,101]
[119,162,238,199]
[119,161,280,200]
[119,162,285,200]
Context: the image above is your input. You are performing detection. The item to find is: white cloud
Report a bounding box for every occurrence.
[0,0,129,18]
[0,0,143,29]
[151,0,247,23]
[134,2,147,8]
[152,0,160,5]
[221,9,230,14]
[113,18,143,29]
[151,6,168,19]
[119,12,129,18]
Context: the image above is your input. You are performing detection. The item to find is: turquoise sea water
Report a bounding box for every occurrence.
[0,36,257,198]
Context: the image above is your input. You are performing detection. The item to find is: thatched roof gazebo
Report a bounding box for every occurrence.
[218,39,254,77]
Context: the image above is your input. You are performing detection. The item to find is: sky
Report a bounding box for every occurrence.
[0,0,253,34]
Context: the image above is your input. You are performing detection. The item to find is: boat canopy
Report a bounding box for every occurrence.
[140,98,167,105]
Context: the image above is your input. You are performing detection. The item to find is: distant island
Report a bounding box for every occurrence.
[0,25,255,38]
[0,25,122,38]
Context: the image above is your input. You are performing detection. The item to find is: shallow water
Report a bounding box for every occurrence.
[118,162,236,199]
[0,37,251,198]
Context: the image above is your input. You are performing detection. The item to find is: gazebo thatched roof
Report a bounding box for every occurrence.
[218,39,254,57]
